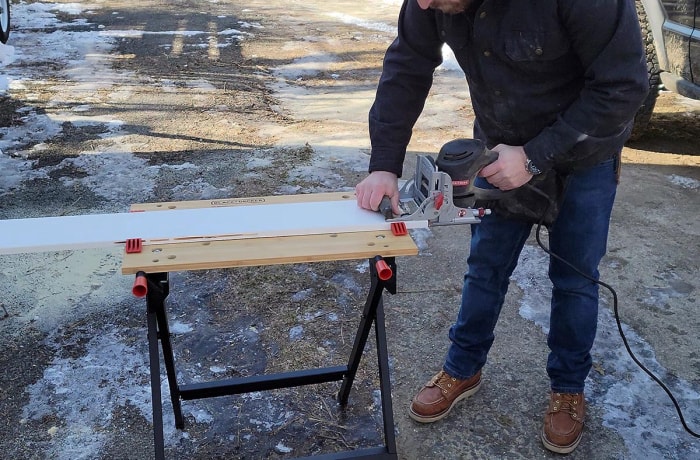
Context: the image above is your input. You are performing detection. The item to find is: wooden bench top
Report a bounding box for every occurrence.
[122,192,418,274]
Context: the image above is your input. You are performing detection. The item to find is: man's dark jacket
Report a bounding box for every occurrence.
[368,0,649,178]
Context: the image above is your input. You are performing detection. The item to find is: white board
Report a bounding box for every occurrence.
[0,199,427,255]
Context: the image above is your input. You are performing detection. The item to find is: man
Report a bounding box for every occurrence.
[355,0,648,454]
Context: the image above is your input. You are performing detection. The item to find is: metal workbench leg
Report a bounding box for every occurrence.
[338,256,396,405]
[335,256,397,458]
[144,272,184,459]
[374,296,397,454]
[146,291,166,460]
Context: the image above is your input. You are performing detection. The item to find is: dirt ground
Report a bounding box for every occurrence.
[0,1,698,459]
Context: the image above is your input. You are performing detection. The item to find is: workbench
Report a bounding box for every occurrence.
[121,192,419,459]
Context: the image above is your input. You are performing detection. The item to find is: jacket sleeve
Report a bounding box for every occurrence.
[367,1,443,177]
[524,0,649,171]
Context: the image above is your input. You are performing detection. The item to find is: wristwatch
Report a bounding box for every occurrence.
[525,157,542,175]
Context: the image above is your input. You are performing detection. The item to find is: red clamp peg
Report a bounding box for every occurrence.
[132,271,148,297]
[125,238,143,254]
[373,256,393,281]
[390,222,408,236]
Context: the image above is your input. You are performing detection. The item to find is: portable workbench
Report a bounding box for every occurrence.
[121,192,419,459]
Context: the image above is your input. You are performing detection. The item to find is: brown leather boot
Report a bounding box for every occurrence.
[542,392,585,454]
[409,370,482,423]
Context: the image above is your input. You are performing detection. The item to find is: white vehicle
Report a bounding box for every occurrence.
[0,0,9,44]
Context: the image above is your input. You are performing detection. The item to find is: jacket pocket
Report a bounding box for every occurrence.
[504,30,570,62]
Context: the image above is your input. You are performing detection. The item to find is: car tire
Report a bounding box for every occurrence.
[629,0,662,141]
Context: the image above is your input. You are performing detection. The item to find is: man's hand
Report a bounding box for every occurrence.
[479,144,533,190]
[355,171,401,215]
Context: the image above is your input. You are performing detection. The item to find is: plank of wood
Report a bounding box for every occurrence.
[121,230,418,274]
[129,191,356,211]
[0,196,426,255]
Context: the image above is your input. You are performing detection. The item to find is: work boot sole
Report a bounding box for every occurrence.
[408,379,482,423]
[540,428,583,454]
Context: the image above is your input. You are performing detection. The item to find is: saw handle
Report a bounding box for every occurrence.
[436,139,511,205]
[471,177,511,201]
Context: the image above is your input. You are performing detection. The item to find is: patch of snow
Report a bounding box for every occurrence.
[513,245,700,459]
[668,174,699,189]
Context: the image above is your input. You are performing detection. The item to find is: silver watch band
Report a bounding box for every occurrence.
[525,157,542,175]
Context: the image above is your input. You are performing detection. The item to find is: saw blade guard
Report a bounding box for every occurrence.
[392,154,489,226]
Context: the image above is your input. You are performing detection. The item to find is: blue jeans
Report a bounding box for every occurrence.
[443,158,618,393]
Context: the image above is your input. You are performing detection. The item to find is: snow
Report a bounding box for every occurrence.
[513,245,700,458]
[0,1,698,459]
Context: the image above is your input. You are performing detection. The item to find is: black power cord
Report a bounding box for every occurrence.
[526,182,700,439]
